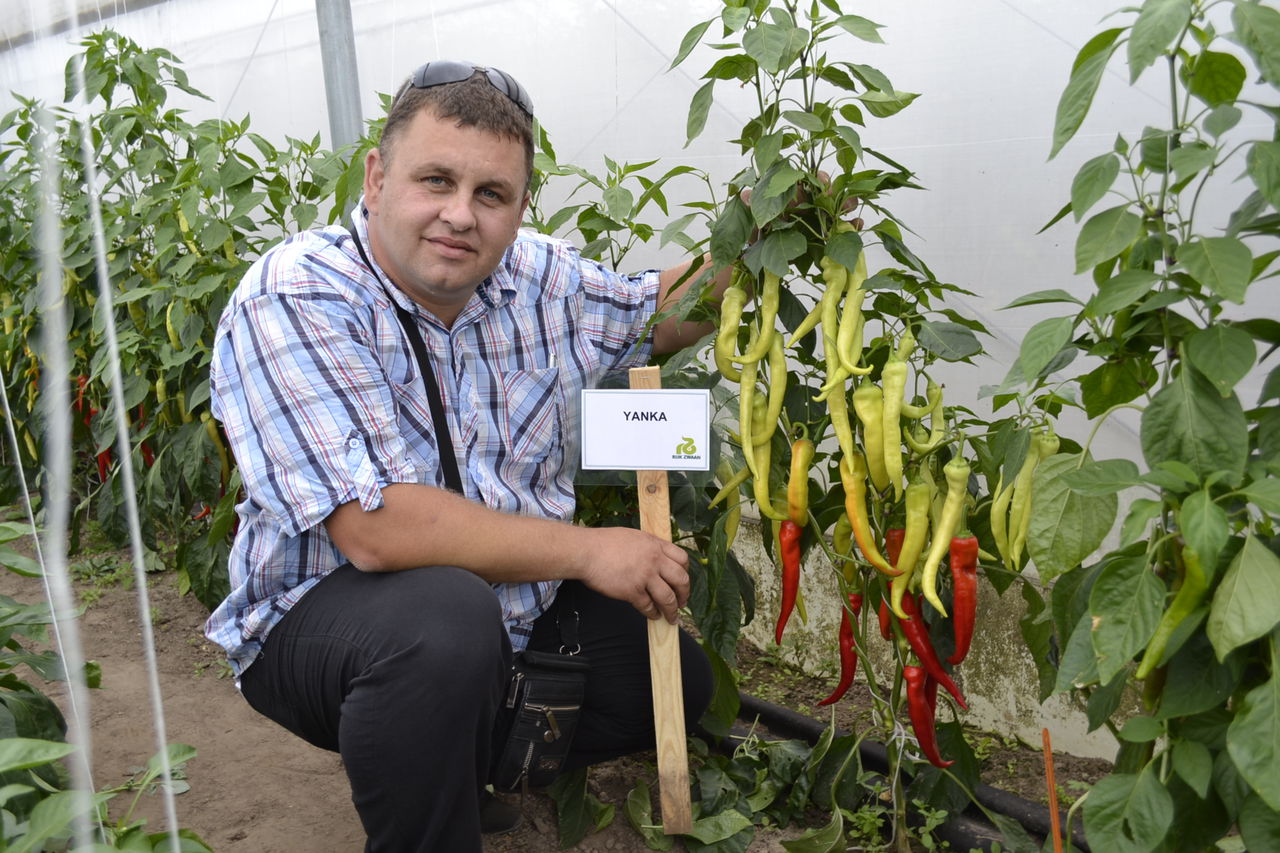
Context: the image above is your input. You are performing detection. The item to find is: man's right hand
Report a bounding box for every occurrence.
[574,527,690,624]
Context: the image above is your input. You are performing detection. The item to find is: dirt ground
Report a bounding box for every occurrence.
[0,561,1108,852]
[0,565,803,852]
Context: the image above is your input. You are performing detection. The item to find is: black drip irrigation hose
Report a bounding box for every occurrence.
[736,691,1090,852]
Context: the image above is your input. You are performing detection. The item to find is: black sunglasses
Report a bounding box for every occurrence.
[408,60,534,117]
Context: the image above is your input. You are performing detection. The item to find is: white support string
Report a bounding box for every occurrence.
[220,0,281,121]
[33,99,97,851]
[62,0,183,845]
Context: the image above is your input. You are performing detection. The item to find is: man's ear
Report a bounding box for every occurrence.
[363,148,385,211]
[518,190,531,226]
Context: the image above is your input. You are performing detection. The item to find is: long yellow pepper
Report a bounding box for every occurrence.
[890,480,932,619]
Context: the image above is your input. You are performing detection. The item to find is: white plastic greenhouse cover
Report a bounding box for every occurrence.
[6,0,1277,457]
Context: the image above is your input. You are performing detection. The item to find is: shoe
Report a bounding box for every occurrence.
[479,789,522,835]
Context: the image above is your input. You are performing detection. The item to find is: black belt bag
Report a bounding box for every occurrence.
[490,646,590,791]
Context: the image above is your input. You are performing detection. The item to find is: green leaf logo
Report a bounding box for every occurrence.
[675,437,697,455]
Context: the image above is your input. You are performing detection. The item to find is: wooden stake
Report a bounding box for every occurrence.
[1042,727,1063,853]
[628,366,692,834]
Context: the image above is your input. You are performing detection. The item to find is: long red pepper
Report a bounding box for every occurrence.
[947,534,980,665]
[775,520,803,644]
[898,593,968,710]
[817,593,862,706]
[878,528,905,640]
[905,664,953,768]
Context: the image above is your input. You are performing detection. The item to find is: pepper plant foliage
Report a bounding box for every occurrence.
[0,31,364,609]
[1005,1,1280,850]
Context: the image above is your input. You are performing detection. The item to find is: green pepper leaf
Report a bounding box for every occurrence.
[1227,668,1280,812]
[1207,535,1280,661]
[1248,141,1280,211]
[549,767,615,849]
[1127,0,1192,83]
[1071,152,1121,220]
[670,19,712,69]
[1118,716,1163,743]
[834,14,884,44]
[780,810,844,853]
[742,20,806,75]
[1157,628,1244,720]
[1076,205,1142,273]
[1020,316,1076,382]
[1171,739,1213,799]
[1178,490,1229,570]
[684,809,755,843]
[1141,365,1248,484]
[1090,554,1164,684]
[1177,237,1253,304]
[1082,768,1175,853]
[753,228,807,278]
[916,320,982,361]
[0,738,76,774]
[1001,289,1084,309]
[1240,793,1280,851]
[1054,611,1101,694]
[1089,269,1160,317]
[1050,29,1123,158]
[1232,1,1280,87]
[1060,458,1142,495]
[1120,499,1162,547]
[1028,453,1118,581]
[1186,50,1247,106]
[1185,325,1257,398]
[685,80,715,146]
[624,780,675,851]
[1242,479,1280,515]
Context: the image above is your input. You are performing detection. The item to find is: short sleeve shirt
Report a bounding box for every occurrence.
[203,208,659,676]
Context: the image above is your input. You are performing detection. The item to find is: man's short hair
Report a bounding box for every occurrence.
[378,71,535,189]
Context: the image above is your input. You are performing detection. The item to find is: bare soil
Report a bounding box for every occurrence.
[0,560,1109,852]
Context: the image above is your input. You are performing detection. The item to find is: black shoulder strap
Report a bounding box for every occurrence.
[346,222,464,494]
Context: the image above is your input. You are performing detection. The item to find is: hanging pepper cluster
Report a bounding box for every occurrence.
[711,224,1027,771]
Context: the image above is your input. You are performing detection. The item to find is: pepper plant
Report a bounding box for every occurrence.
[1003,1,1280,850]
[668,2,1024,850]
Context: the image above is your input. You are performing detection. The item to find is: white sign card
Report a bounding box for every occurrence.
[580,389,711,471]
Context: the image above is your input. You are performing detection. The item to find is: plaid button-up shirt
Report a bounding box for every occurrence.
[204,207,659,676]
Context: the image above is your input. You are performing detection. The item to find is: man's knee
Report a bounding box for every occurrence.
[360,566,509,681]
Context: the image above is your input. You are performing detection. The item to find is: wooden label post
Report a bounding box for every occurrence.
[628,366,693,834]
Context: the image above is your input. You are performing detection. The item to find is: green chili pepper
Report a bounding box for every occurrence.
[890,480,932,619]
[919,457,971,617]
[852,380,891,493]
[713,281,748,382]
[753,334,787,445]
[1008,428,1059,569]
[881,359,908,500]
[1136,546,1209,680]
[787,432,815,526]
[840,451,899,577]
[730,270,781,365]
[788,256,845,347]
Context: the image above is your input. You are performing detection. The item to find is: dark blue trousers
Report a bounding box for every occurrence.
[239,564,712,853]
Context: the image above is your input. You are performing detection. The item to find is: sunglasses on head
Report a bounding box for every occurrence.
[408,60,534,117]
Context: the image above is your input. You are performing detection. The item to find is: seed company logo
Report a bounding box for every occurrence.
[672,436,701,461]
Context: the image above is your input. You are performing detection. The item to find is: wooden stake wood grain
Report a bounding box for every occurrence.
[628,366,692,834]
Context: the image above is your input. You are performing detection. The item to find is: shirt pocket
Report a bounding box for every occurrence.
[498,367,562,463]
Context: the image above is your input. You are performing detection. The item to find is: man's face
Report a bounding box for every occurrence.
[363,108,530,325]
